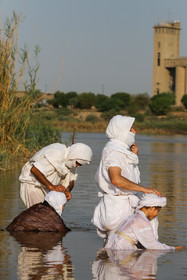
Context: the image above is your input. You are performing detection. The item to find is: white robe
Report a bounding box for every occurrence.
[20,143,92,208]
[92,115,158,239]
[105,210,174,250]
[91,140,140,238]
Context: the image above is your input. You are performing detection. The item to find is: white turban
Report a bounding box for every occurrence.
[137,193,167,210]
[45,191,67,216]
[106,115,135,147]
[65,143,93,169]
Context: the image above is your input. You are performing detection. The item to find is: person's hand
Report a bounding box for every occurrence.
[175,246,184,250]
[130,143,138,155]
[51,184,66,192]
[143,187,162,197]
[65,190,72,201]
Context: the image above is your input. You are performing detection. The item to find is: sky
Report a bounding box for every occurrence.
[1,0,187,96]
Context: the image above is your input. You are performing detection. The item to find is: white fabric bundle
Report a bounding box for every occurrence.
[45,191,67,216]
[137,193,167,210]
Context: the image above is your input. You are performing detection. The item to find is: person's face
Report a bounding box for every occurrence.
[147,207,161,220]
[130,127,136,134]
[75,161,82,168]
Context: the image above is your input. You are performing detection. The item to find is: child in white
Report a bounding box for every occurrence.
[105,193,183,251]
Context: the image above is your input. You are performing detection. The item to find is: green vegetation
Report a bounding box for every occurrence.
[41,90,187,135]
[181,94,187,109]
[0,12,61,168]
[149,92,175,115]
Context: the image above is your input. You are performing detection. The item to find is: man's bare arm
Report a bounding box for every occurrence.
[108,166,161,196]
[31,166,65,192]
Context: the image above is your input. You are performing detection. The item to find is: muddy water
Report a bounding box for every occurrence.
[0,132,187,279]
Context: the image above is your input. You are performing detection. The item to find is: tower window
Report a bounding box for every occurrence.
[158,41,161,48]
[157,52,161,66]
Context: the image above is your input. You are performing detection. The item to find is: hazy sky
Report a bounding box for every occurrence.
[1,0,187,96]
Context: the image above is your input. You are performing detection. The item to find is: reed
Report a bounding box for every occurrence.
[0,12,46,166]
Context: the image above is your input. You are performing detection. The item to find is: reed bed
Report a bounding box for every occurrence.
[0,13,59,168]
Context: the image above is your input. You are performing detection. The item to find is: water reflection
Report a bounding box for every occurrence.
[10,232,74,279]
[0,133,187,279]
[92,248,168,280]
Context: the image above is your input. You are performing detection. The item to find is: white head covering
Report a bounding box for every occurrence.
[137,193,167,210]
[106,115,135,148]
[103,115,140,184]
[45,191,67,216]
[65,143,93,169]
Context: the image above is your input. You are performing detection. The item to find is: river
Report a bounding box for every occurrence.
[0,132,187,279]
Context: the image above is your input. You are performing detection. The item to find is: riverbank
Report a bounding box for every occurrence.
[34,107,187,135]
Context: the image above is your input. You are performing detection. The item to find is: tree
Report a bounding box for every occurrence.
[47,91,67,108]
[111,92,131,110]
[181,94,187,109]
[95,94,109,111]
[78,92,96,109]
[66,91,78,108]
[134,93,150,110]
[149,92,175,115]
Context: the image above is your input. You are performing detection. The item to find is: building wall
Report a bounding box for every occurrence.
[152,21,181,97]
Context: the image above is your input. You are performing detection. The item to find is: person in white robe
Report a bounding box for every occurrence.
[91,115,161,239]
[19,142,93,208]
[105,193,183,250]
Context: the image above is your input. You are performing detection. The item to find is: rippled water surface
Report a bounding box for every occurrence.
[0,132,187,279]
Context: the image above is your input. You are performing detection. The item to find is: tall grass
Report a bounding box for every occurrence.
[0,12,60,168]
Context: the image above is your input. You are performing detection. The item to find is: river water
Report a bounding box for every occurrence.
[0,132,187,279]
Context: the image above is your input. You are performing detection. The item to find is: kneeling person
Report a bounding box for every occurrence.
[6,191,70,233]
[105,193,183,251]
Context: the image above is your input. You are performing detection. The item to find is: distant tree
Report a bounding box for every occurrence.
[78,92,96,109]
[98,97,121,112]
[134,93,150,110]
[111,92,131,110]
[95,94,109,111]
[149,92,175,115]
[47,91,68,108]
[69,97,79,108]
[47,98,59,108]
[127,101,140,115]
[181,94,187,109]
[65,91,78,108]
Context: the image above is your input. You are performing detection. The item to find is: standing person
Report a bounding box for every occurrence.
[92,115,161,240]
[105,193,183,250]
[19,142,93,208]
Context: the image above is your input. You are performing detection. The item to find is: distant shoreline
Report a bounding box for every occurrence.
[35,107,187,136]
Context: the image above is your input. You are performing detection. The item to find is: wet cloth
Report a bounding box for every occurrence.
[20,143,93,208]
[45,191,67,216]
[6,202,70,232]
[137,193,167,210]
[92,115,140,238]
[105,210,174,250]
